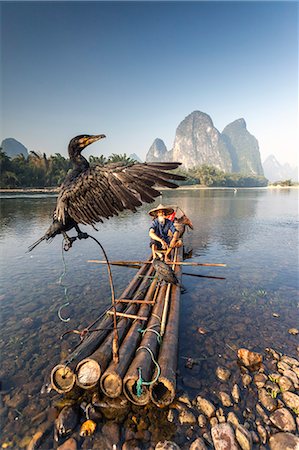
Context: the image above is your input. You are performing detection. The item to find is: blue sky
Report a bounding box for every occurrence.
[1,1,298,166]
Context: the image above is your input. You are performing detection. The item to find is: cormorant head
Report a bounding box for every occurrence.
[68,134,106,157]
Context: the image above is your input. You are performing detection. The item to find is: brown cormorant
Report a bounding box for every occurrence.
[28,134,185,251]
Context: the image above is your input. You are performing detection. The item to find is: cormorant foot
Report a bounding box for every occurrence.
[77,232,89,240]
[63,236,77,251]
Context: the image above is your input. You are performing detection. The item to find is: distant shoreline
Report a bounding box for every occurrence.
[1,185,298,194]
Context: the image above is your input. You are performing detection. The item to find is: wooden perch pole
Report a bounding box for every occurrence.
[160,248,178,337]
[88,260,226,267]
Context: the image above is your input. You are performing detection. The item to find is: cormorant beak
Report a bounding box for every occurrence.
[80,134,106,148]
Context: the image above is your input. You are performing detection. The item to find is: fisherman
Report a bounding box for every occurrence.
[148,204,182,262]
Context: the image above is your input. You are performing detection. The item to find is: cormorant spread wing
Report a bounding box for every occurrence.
[55,161,184,226]
[28,134,185,252]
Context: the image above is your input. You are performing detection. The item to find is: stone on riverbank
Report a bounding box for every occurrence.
[196,396,216,418]
[211,423,239,450]
[258,388,277,412]
[269,432,299,450]
[269,408,296,432]
[189,437,208,450]
[155,441,181,450]
[218,391,232,407]
[282,392,299,410]
[235,424,253,450]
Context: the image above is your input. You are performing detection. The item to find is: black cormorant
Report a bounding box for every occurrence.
[28,134,185,251]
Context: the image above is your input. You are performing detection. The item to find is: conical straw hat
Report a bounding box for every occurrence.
[148,203,174,217]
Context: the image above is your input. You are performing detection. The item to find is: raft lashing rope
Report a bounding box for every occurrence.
[136,346,161,398]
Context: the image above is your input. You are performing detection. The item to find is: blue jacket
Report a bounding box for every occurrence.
[149,218,176,243]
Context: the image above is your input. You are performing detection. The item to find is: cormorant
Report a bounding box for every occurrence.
[28,134,185,251]
[152,258,179,286]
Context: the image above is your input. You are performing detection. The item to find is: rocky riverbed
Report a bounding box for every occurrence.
[2,346,298,450]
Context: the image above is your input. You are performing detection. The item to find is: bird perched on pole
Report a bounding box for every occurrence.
[152,258,180,286]
[28,134,185,252]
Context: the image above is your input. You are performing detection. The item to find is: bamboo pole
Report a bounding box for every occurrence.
[75,267,154,389]
[100,279,159,398]
[50,261,150,393]
[88,260,226,267]
[160,248,178,337]
[150,247,182,408]
[123,284,167,406]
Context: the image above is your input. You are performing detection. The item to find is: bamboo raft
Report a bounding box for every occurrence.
[50,228,225,408]
[50,244,185,407]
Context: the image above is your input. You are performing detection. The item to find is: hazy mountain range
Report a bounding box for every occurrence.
[1,119,297,181]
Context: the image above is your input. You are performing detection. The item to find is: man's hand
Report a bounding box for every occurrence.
[161,240,168,250]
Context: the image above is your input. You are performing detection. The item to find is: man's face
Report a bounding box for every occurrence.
[157,211,166,224]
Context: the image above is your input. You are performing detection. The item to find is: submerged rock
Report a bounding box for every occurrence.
[196,396,216,418]
[197,414,207,428]
[231,384,240,403]
[258,388,277,412]
[288,328,298,335]
[189,437,208,450]
[211,423,239,450]
[57,438,77,450]
[254,373,268,389]
[278,376,294,392]
[269,432,299,450]
[242,374,252,387]
[238,348,263,368]
[155,441,180,450]
[281,356,299,367]
[269,408,296,432]
[216,367,231,382]
[227,411,240,428]
[178,409,196,425]
[235,424,253,450]
[282,392,299,410]
[218,391,232,407]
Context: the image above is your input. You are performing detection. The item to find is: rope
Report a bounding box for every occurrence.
[151,313,161,323]
[138,327,162,344]
[135,346,161,398]
[57,241,71,322]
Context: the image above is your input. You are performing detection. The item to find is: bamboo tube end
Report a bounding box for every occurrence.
[123,378,150,406]
[100,372,123,398]
[150,377,175,408]
[76,359,101,389]
[51,364,76,394]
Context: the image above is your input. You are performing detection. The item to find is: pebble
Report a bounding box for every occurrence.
[197,327,208,335]
[178,409,196,425]
[215,366,231,382]
[218,391,232,407]
[235,424,253,450]
[101,421,120,444]
[177,394,192,408]
[283,369,299,388]
[269,408,296,432]
[227,412,240,428]
[57,438,77,450]
[167,410,175,423]
[288,328,298,335]
[237,348,263,367]
[155,441,180,450]
[254,373,268,389]
[281,356,299,367]
[189,437,208,450]
[258,388,278,412]
[211,423,239,450]
[256,424,267,444]
[197,414,207,428]
[278,376,294,392]
[281,391,299,410]
[210,417,218,427]
[231,384,240,403]
[269,432,299,450]
[278,361,292,372]
[196,396,216,418]
[256,404,269,424]
[242,374,252,387]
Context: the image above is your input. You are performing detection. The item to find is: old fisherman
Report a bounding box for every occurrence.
[148,204,182,262]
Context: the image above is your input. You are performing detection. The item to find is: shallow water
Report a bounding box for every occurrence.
[0,188,298,447]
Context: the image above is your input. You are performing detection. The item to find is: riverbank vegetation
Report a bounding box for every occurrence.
[1,149,269,188]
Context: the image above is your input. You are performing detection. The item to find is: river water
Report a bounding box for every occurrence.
[0,188,298,448]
